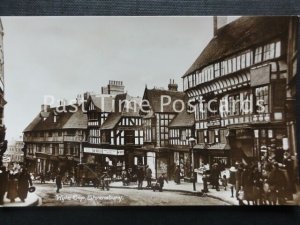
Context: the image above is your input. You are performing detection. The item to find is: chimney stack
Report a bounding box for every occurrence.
[41,104,50,112]
[213,16,228,36]
[168,79,178,91]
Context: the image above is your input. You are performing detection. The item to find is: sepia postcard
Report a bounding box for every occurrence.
[0,16,299,206]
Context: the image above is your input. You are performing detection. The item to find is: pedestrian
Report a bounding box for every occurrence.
[18,168,33,202]
[137,167,144,190]
[221,175,228,191]
[0,166,8,205]
[211,163,221,191]
[268,163,287,205]
[252,165,263,205]
[157,173,168,192]
[7,169,19,203]
[145,165,152,188]
[202,170,209,193]
[235,163,244,205]
[228,165,237,198]
[40,173,46,184]
[242,165,255,205]
[174,165,181,185]
[55,174,62,193]
[101,171,111,191]
[121,170,130,186]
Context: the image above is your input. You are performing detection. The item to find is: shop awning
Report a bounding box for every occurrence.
[194,144,207,150]
[25,155,36,160]
[135,146,171,153]
[207,143,230,150]
[50,155,59,161]
[35,152,51,159]
[170,147,189,153]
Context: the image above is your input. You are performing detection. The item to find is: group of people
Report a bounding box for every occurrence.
[121,165,168,192]
[230,159,295,205]
[0,165,33,204]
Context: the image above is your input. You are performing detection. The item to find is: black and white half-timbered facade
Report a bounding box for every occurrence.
[84,89,144,180]
[140,81,191,179]
[99,93,143,178]
[169,111,195,178]
[182,16,298,166]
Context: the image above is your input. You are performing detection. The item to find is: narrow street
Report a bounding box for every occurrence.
[34,183,228,206]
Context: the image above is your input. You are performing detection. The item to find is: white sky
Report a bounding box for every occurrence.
[2,16,238,142]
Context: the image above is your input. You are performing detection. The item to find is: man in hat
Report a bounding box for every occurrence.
[145,165,152,188]
[210,163,221,191]
[18,168,33,202]
[55,174,62,193]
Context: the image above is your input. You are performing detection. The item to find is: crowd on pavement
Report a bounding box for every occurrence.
[0,163,34,205]
[196,151,299,205]
[29,150,299,206]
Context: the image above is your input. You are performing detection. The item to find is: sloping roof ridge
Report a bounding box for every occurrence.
[182,16,289,78]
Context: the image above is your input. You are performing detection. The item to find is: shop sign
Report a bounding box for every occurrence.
[84,147,124,156]
[84,147,102,154]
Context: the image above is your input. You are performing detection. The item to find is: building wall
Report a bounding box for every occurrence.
[24,129,85,174]
[183,23,291,165]
[0,18,6,140]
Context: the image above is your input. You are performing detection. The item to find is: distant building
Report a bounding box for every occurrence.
[23,103,87,175]
[2,139,24,167]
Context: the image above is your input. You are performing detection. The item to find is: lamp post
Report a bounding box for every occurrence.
[188,137,196,191]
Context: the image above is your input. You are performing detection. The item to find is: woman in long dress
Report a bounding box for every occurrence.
[18,168,33,202]
[7,169,19,203]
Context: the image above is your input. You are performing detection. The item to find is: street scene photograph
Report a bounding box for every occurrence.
[0,16,299,206]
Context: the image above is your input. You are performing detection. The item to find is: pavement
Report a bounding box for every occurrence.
[110,181,239,205]
[0,192,40,207]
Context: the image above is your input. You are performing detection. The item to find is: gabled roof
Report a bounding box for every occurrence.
[23,114,42,132]
[115,93,141,114]
[63,108,88,129]
[23,105,87,132]
[169,110,195,128]
[100,113,122,130]
[89,95,115,112]
[183,16,290,77]
[100,111,141,130]
[142,88,187,113]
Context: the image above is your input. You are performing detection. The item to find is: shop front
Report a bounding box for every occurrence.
[25,155,36,174]
[83,147,125,180]
[173,149,190,179]
[35,152,50,175]
[136,146,173,179]
[228,126,287,164]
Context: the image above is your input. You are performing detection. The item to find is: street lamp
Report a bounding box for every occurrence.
[188,137,196,191]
